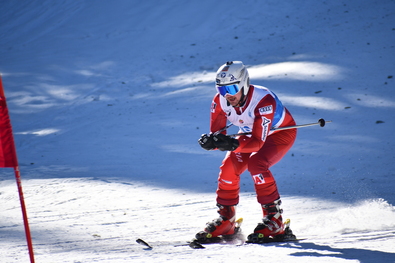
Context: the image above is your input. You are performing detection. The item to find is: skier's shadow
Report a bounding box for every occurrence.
[276,242,395,263]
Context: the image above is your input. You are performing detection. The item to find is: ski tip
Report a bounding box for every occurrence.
[136,238,153,249]
[189,239,205,249]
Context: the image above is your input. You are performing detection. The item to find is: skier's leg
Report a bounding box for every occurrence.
[216,151,249,205]
[248,128,296,237]
[196,151,249,239]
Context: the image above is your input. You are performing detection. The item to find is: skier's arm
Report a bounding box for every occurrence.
[198,94,228,151]
[210,94,227,134]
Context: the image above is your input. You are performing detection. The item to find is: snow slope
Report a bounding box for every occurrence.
[1,0,395,262]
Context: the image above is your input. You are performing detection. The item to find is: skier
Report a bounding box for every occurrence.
[197,61,297,242]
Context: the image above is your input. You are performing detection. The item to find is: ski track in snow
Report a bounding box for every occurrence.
[1,0,395,262]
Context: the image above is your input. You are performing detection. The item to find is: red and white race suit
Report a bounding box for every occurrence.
[210,85,297,205]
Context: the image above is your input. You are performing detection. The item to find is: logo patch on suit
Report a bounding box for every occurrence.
[259,105,273,115]
[261,117,271,141]
[253,174,265,185]
[211,102,217,113]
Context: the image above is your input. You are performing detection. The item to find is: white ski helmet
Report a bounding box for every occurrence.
[215,61,250,96]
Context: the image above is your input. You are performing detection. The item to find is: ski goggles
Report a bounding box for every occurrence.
[216,83,240,96]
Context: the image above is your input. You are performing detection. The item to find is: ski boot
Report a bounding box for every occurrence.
[247,199,296,243]
[195,204,239,243]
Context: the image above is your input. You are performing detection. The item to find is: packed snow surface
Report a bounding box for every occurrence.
[1,0,395,262]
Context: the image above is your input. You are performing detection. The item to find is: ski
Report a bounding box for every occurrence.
[137,218,302,250]
[136,238,153,249]
[136,238,192,249]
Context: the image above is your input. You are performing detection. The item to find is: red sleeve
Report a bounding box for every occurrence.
[234,95,276,153]
[210,94,227,134]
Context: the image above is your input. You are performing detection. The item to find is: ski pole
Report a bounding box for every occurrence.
[213,123,234,135]
[272,118,331,131]
[227,118,331,137]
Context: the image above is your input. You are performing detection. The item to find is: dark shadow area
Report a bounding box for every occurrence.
[275,242,395,263]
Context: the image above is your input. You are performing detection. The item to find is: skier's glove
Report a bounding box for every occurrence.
[198,134,216,150]
[213,134,239,151]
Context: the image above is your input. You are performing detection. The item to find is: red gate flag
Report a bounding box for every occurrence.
[0,75,35,263]
[0,76,18,167]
